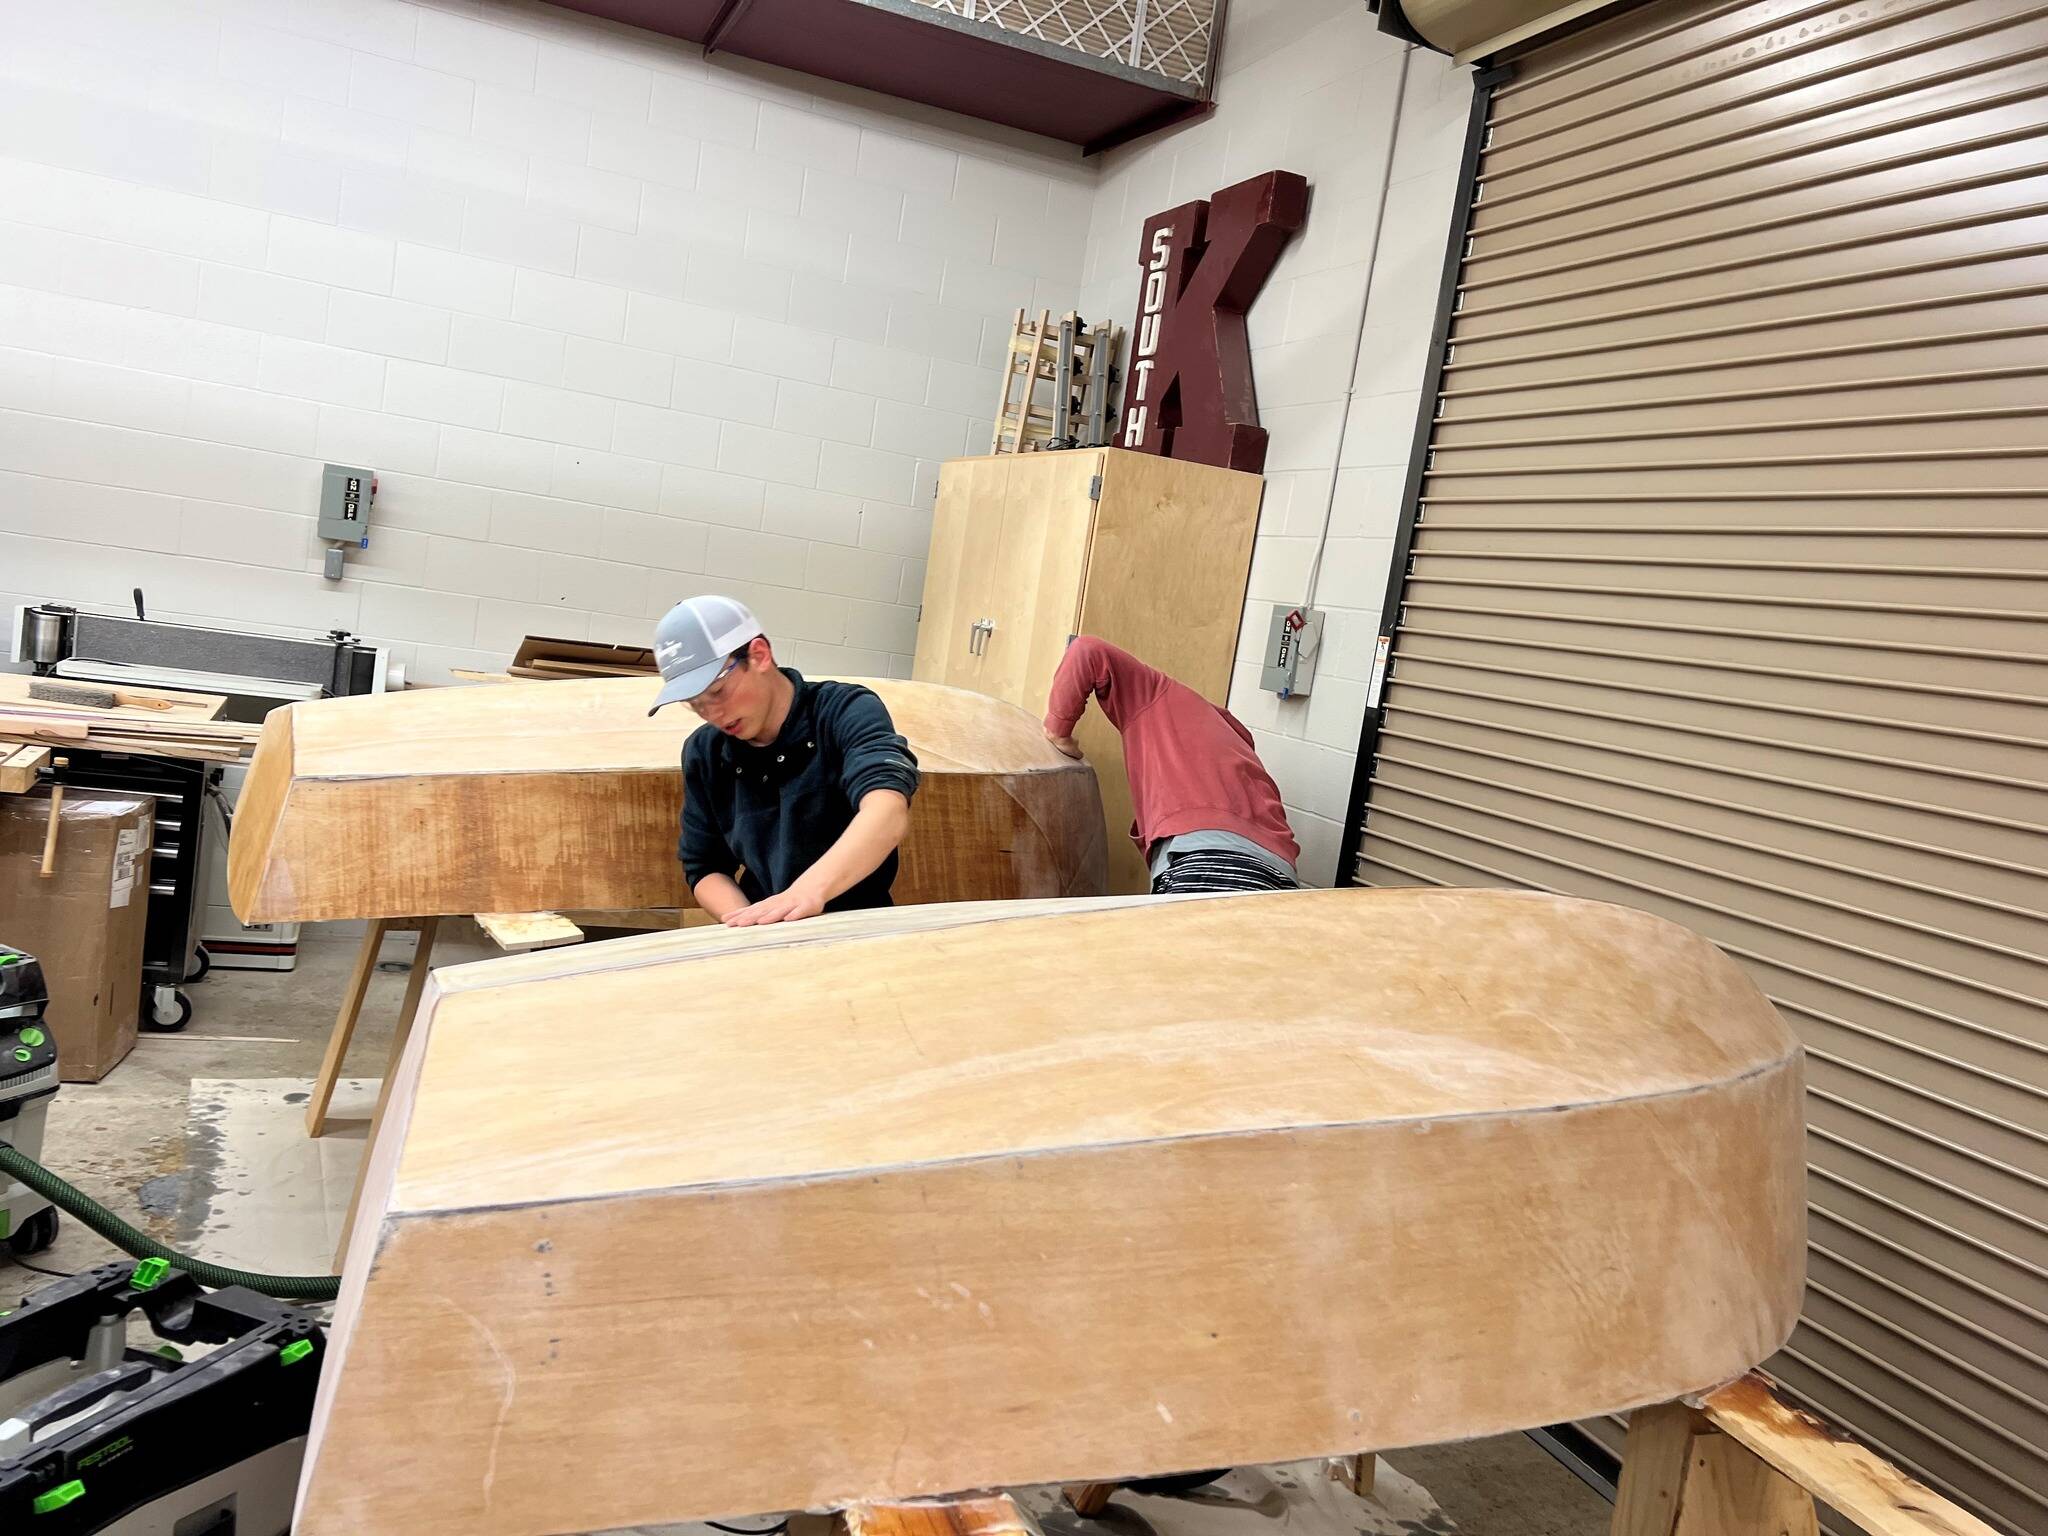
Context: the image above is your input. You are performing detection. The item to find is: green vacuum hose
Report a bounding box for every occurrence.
[0,1141,341,1302]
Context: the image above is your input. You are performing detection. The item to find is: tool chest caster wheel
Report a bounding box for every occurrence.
[6,1207,59,1256]
[146,986,193,1032]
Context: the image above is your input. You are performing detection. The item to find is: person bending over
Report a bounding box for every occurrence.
[1045,635,1299,894]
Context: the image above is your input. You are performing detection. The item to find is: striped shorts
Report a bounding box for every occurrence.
[1149,848,1301,895]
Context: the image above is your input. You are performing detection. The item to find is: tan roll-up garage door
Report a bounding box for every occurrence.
[1347,0,2048,1530]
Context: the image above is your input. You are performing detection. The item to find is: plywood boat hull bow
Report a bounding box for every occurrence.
[298,887,1807,1536]
[228,677,1107,922]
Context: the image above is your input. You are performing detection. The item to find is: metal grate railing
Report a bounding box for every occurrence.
[912,0,1221,87]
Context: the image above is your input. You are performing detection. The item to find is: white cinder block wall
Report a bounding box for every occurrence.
[0,0,1094,682]
[1078,1,1474,884]
[1,0,1472,888]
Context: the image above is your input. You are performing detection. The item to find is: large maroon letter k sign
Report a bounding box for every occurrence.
[1120,170,1309,474]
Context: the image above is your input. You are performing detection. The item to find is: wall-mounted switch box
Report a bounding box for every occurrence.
[1261,604,1323,698]
[318,464,375,582]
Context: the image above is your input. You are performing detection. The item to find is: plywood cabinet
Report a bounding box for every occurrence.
[913,448,1263,892]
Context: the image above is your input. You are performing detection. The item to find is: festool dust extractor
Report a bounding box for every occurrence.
[0,1261,325,1533]
[0,944,60,1259]
[0,942,338,1534]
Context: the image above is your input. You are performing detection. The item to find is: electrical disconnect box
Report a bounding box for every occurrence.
[318,463,375,580]
[1261,604,1324,698]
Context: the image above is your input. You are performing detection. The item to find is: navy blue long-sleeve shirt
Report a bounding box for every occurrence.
[678,670,920,911]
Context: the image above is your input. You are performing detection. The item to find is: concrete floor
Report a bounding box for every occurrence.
[0,925,1615,1536]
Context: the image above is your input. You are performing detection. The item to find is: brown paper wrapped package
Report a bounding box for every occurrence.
[0,790,153,1081]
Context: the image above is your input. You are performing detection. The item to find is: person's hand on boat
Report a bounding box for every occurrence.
[1045,728,1083,759]
[724,882,828,926]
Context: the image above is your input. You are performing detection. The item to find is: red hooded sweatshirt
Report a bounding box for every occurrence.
[1045,636,1300,869]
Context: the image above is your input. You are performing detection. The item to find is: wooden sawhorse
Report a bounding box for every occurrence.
[304,917,435,1141]
[1613,1371,1996,1536]
[305,912,595,1267]
[304,911,597,1139]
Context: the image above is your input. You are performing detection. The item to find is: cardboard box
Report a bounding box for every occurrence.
[0,789,153,1082]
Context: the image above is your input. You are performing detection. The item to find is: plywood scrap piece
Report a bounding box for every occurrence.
[556,907,691,930]
[473,911,583,952]
[1694,1374,1999,1536]
[229,676,1108,923]
[297,887,1807,1536]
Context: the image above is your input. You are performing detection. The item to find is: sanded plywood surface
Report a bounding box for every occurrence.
[299,886,1807,1536]
[228,677,1106,921]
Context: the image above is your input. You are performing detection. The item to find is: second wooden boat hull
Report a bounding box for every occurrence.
[228,677,1108,922]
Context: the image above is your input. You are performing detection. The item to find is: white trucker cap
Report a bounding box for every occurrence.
[648,594,764,714]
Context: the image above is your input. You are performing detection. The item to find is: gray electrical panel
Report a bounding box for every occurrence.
[318,464,375,581]
[319,464,375,544]
[1260,604,1324,698]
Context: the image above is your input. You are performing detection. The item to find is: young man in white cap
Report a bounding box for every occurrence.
[651,594,920,926]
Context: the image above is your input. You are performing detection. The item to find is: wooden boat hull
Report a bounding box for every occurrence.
[228,677,1107,922]
[298,887,1807,1536]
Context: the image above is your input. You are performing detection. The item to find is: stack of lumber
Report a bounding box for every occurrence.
[505,656,652,680]
[0,675,260,764]
[456,635,658,683]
